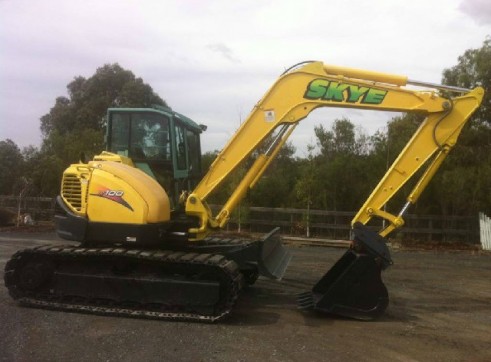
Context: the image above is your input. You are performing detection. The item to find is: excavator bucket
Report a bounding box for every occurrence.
[298,223,392,320]
[257,228,292,280]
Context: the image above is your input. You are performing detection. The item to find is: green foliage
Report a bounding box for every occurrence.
[0,139,23,194]
[0,140,63,196]
[306,119,372,211]
[315,118,368,157]
[41,64,166,138]
[443,37,491,125]
[200,150,228,204]
[201,150,220,174]
[428,122,491,216]
[35,63,166,195]
[249,141,299,207]
[434,37,491,216]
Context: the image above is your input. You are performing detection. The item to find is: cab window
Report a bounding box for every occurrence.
[174,124,187,170]
[110,113,130,156]
[109,112,170,161]
[131,113,170,160]
[186,129,201,175]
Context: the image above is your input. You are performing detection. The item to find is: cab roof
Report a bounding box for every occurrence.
[107,105,204,133]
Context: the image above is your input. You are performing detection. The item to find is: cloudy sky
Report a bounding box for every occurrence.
[1,0,490,157]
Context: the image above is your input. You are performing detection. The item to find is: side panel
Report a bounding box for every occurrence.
[87,169,148,224]
[86,161,171,224]
[60,160,171,226]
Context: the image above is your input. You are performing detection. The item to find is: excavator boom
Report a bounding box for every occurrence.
[186,61,484,240]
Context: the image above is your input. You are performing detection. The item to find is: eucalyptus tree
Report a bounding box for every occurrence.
[37,64,166,195]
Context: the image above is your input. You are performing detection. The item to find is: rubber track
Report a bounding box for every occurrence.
[4,245,242,323]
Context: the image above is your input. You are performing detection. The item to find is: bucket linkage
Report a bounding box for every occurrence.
[298,222,392,320]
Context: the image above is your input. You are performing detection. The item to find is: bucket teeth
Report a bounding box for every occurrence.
[297,292,312,301]
[297,292,314,310]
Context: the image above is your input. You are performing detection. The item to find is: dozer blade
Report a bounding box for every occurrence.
[257,227,292,280]
[172,227,291,283]
[298,223,392,320]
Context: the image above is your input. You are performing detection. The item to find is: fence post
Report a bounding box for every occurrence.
[479,212,491,251]
[306,200,310,238]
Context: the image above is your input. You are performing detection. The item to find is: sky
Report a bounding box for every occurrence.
[1,0,490,157]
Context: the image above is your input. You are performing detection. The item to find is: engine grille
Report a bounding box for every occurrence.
[62,174,83,212]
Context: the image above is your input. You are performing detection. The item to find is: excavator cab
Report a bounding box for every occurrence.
[106,106,204,206]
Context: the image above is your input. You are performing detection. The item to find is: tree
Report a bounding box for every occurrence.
[200,150,228,206]
[248,141,299,208]
[442,37,491,125]
[20,145,42,195]
[434,37,491,216]
[41,64,166,138]
[315,118,365,157]
[429,122,491,216]
[37,63,167,195]
[201,150,220,174]
[309,119,371,211]
[0,139,23,194]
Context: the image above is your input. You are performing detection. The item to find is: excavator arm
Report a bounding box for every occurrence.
[185,60,483,320]
[352,87,483,236]
[185,61,484,239]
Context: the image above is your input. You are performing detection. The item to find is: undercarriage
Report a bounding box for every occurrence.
[4,229,291,322]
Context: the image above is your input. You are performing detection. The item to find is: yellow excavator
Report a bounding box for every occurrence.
[4,61,484,322]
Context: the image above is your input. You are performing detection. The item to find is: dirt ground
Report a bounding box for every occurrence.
[0,231,490,362]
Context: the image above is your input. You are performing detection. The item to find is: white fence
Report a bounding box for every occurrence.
[479,212,491,251]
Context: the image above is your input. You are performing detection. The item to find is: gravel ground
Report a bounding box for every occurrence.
[0,231,490,362]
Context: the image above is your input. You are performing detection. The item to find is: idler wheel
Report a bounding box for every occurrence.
[18,259,53,292]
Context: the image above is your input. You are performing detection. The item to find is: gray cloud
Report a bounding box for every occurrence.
[460,0,491,25]
[206,43,241,63]
[1,0,491,157]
